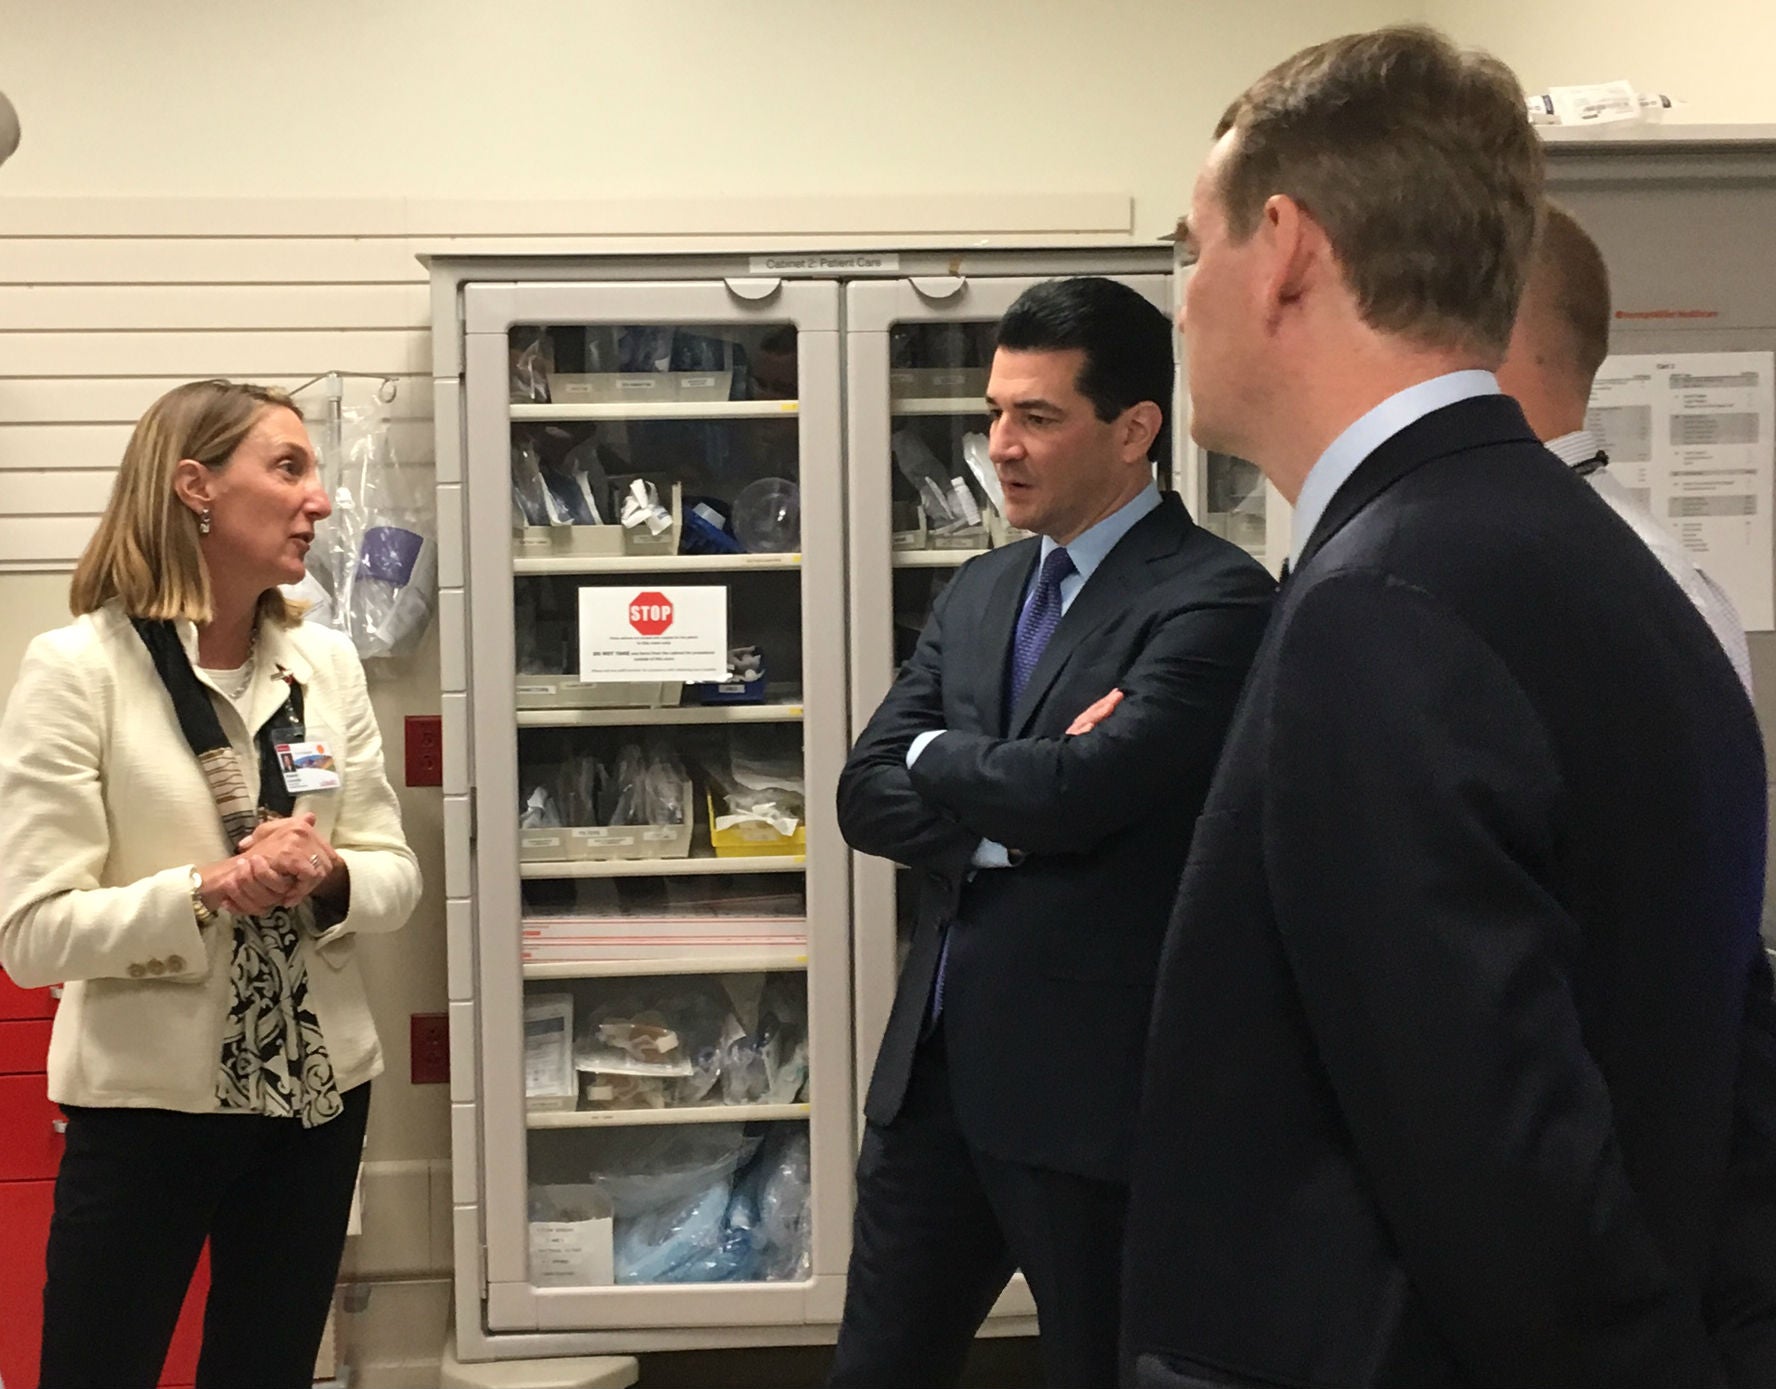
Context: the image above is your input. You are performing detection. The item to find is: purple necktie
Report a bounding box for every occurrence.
[1007,546,1077,714]
[931,545,1076,1024]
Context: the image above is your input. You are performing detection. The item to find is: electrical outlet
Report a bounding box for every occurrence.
[404,714,443,787]
[410,1012,449,1085]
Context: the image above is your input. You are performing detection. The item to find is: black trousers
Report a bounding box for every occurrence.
[39,1081,370,1389]
[828,1028,1128,1389]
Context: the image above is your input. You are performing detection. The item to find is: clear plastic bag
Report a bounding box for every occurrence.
[612,1180,733,1284]
[643,747,689,826]
[560,436,609,525]
[511,438,555,526]
[589,1124,761,1218]
[541,462,599,525]
[576,1009,694,1079]
[748,1130,812,1280]
[720,974,808,1105]
[520,785,562,829]
[604,1126,809,1284]
[657,986,731,1106]
[891,429,972,532]
[609,744,648,826]
[554,750,602,829]
[708,742,807,837]
[961,432,1006,515]
[510,327,554,404]
[618,326,675,373]
[318,400,436,666]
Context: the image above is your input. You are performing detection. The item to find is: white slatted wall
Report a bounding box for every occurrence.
[0,203,438,572]
[0,193,1131,572]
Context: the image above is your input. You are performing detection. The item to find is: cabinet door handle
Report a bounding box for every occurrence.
[52,1118,68,1135]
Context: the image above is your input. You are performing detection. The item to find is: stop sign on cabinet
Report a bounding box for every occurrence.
[628,592,674,636]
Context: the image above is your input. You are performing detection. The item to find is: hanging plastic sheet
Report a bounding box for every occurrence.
[288,397,437,672]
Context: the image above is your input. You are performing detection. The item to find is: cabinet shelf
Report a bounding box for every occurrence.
[517,699,804,728]
[523,950,808,981]
[892,549,989,568]
[527,1102,811,1130]
[519,855,804,880]
[889,397,990,417]
[513,552,801,575]
[511,400,799,422]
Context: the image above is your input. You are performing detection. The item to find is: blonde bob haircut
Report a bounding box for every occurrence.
[70,379,306,628]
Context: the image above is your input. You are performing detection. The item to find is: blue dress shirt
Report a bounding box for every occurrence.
[1290,371,1500,567]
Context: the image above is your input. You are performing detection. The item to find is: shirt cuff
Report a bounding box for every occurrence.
[971,839,1013,870]
[906,729,945,769]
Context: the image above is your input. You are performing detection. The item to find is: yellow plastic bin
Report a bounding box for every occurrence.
[705,792,806,857]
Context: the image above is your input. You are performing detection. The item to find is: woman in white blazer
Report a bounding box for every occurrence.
[0,380,421,1389]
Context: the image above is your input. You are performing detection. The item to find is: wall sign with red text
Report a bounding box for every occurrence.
[578,585,729,681]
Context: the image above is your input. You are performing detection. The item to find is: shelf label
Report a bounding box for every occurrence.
[748,252,899,275]
[578,583,729,682]
[571,828,635,847]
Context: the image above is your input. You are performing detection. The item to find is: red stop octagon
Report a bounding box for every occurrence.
[629,591,674,636]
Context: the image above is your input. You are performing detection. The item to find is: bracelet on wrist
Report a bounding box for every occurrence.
[188,867,217,926]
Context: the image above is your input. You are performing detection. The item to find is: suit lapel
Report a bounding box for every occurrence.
[977,545,1038,737]
[1296,394,1538,574]
[1007,494,1190,736]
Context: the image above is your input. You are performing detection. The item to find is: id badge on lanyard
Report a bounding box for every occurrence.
[268,694,340,796]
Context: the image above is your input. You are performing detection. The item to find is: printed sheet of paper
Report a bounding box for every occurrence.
[577,584,730,682]
[1586,351,1774,630]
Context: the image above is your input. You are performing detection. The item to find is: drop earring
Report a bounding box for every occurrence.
[199,507,212,536]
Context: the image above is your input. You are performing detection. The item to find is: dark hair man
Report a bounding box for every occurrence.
[829,276,1274,1387]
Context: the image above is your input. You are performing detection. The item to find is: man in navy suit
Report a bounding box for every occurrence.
[1125,26,1776,1389]
[829,277,1273,1387]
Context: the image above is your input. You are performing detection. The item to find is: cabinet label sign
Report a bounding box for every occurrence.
[748,252,899,275]
[578,584,728,682]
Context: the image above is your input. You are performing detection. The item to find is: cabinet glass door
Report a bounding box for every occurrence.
[844,271,1172,1325]
[463,278,848,1334]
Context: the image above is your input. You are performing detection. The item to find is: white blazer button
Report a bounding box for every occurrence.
[146,959,165,976]
[127,963,146,978]
[166,955,186,973]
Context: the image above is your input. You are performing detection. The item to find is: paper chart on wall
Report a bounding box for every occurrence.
[1585,351,1775,630]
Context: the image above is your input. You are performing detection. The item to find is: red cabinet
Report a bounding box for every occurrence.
[0,972,56,1020]
[0,1179,56,1389]
[0,1072,66,1181]
[0,969,208,1388]
[0,1018,54,1074]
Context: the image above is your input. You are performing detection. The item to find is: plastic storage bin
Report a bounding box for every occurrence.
[889,367,987,400]
[515,676,684,712]
[520,777,695,863]
[548,371,733,405]
[514,483,682,559]
[705,792,806,859]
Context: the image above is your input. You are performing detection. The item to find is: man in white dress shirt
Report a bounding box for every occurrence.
[1498,200,1752,692]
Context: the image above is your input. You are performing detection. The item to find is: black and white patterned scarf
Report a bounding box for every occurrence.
[134,618,344,1128]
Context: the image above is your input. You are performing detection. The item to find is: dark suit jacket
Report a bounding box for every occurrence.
[837,492,1274,1182]
[1124,396,1776,1387]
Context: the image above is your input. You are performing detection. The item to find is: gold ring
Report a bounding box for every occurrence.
[308,853,322,870]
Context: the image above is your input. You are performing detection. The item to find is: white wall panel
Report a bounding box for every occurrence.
[0,420,435,472]
[5,470,116,514]
[0,376,435,426]
[0,329,430,379]
[0,285,430,331]
[0,515,99,568]
[0,237,430,285]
